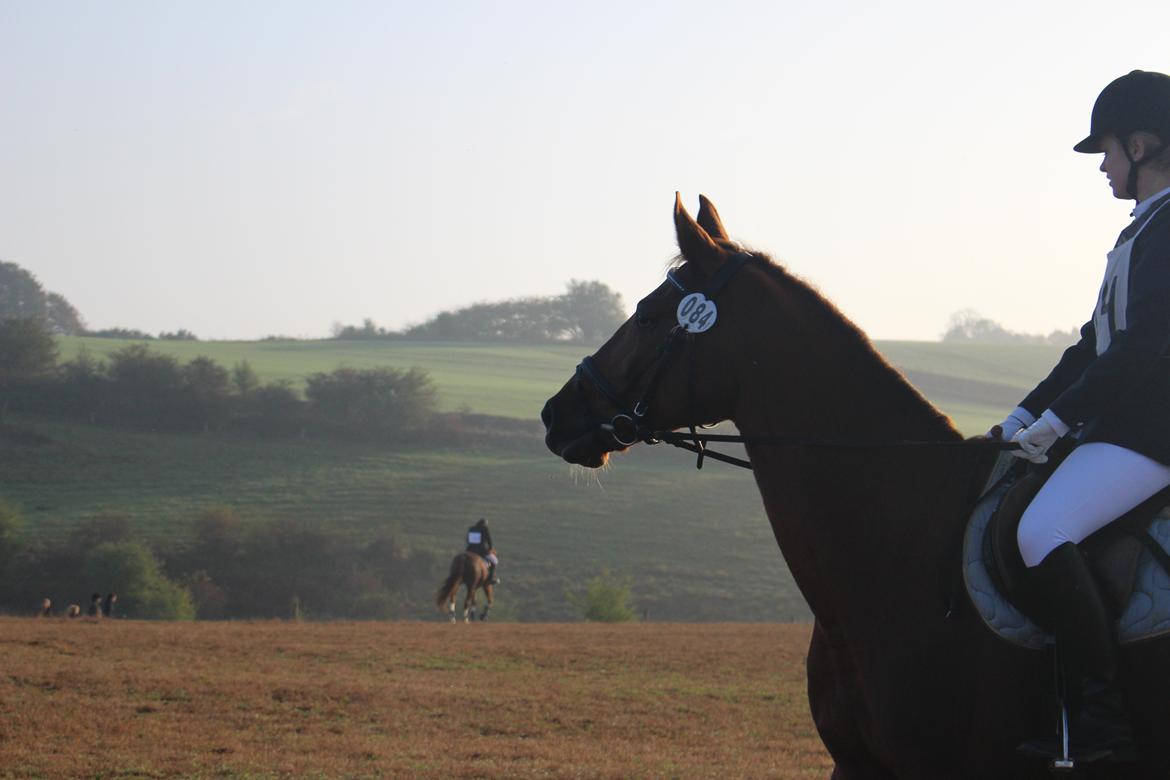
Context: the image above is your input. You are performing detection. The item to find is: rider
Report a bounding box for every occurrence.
[990,70,1170,760]
[465,517,499,584]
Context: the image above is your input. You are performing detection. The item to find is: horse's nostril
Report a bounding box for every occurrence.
[540,400,553,430]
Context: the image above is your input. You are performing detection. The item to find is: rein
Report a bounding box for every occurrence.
[649,430,1021,471]
[574,252,1022,471]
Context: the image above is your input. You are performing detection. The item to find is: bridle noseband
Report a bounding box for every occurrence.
[574,252,752,459]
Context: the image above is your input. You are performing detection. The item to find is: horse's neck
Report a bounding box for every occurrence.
[731,297,958,445]
[748,443,986,626]
[731,284,981,632]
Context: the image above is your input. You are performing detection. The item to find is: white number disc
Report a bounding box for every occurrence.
[676,293,718,333]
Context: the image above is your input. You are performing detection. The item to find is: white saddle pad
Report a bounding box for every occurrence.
[963,453,1170,649]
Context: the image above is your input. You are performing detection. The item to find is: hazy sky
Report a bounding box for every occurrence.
[3,2,1169,341]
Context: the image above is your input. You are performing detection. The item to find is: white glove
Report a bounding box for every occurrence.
[987,407,1036,441]
[1010,412,1067,464]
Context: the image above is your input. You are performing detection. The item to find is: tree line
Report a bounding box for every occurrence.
[0,322,443,439]
[3,258,627,344]
[0,501,639,622]
[333,279,627,343]
[0,503,442,620]
[942,309,1079,345]
[0,261,200,340]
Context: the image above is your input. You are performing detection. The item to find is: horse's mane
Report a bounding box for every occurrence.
[667,248,891,360]
[671,249,959,437]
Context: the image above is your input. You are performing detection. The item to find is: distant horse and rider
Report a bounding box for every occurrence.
[436,517,500,623]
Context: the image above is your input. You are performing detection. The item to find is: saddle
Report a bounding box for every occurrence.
[983,463,1170,624]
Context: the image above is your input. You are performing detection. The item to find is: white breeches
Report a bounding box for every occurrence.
[486,552,498,565]
[1017,442,1170,568]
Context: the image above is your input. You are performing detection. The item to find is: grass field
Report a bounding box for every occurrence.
[57,336,1066,433]
[2,337,1066,622]
[57,337,591,423]
[0,413,797,622]
[0,617,829,779]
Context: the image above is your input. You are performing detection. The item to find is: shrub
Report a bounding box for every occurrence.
[158,329,198,341]
[0,317,57,387]
[0,500,23,586]
[305,366,437,434]
[106,344,183,426]
[185,570,229,619]
[567,569,639,623]
[243,380,304,434]
[231,360,260,396]
[179,356,232,429]
[84,327,154,339]
[83,542,195,620]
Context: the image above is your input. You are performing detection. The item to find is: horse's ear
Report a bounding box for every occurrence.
[696,194,729,241]
[674,193,724,273]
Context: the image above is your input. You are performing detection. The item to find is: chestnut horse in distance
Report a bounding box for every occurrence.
[541,194,1170,778]
[436,550,494,623]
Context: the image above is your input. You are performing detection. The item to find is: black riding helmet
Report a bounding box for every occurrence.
[1074,70,1170,198]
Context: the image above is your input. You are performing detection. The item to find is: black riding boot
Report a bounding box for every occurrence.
[1017,542,1135,762]
[489,562,499,585]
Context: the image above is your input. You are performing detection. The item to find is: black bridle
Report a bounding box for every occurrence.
[574,252,751,468]
[574,253,1019,471]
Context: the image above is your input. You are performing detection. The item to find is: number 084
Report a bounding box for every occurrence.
[676,293,718,333]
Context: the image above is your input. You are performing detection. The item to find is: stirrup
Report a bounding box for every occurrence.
[1017,642,1116,772]
[1017,668,1137,770]
[1017,722,1114,771]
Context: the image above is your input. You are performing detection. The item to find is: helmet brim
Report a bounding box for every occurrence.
[1073,134,1102,154]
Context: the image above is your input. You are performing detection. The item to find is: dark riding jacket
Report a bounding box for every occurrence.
[466,524,493,557]
[1020,190,1170,464]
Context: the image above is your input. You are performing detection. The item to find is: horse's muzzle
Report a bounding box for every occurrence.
[541,387,612,467]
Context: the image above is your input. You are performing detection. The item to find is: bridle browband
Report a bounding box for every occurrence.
[574,252,1019,471]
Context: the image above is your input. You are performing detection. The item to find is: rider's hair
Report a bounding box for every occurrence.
[1132,130,1170,172]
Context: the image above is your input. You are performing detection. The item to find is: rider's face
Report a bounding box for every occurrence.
[1099,134,1133,200]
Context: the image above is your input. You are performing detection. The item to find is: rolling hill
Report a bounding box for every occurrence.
[57,336,1064,433]
[0,337,1063,621]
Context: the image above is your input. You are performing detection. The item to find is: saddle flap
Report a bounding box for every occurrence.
[982,471,1044,613]
[982,472,1170,622]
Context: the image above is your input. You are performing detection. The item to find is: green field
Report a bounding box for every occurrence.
[3,337,1064,622]
[59,336,1064,433]
[59,337,589,422]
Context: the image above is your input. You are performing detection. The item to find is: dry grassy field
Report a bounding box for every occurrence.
[0,618,830,779]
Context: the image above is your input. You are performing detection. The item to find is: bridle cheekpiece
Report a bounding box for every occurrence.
[575,252,752,458]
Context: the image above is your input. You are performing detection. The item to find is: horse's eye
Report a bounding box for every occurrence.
[635,311,655,329]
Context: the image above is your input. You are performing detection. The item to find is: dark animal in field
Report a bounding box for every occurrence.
[541,194,1170,778]
[103,592,117,618]
[87,592,103,618]
[436,550,494,623]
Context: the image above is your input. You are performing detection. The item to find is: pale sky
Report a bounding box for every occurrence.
[2,1,1169,341]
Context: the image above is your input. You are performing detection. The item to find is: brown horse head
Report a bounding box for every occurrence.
[543,195,760,467]
[543,194,954,469]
